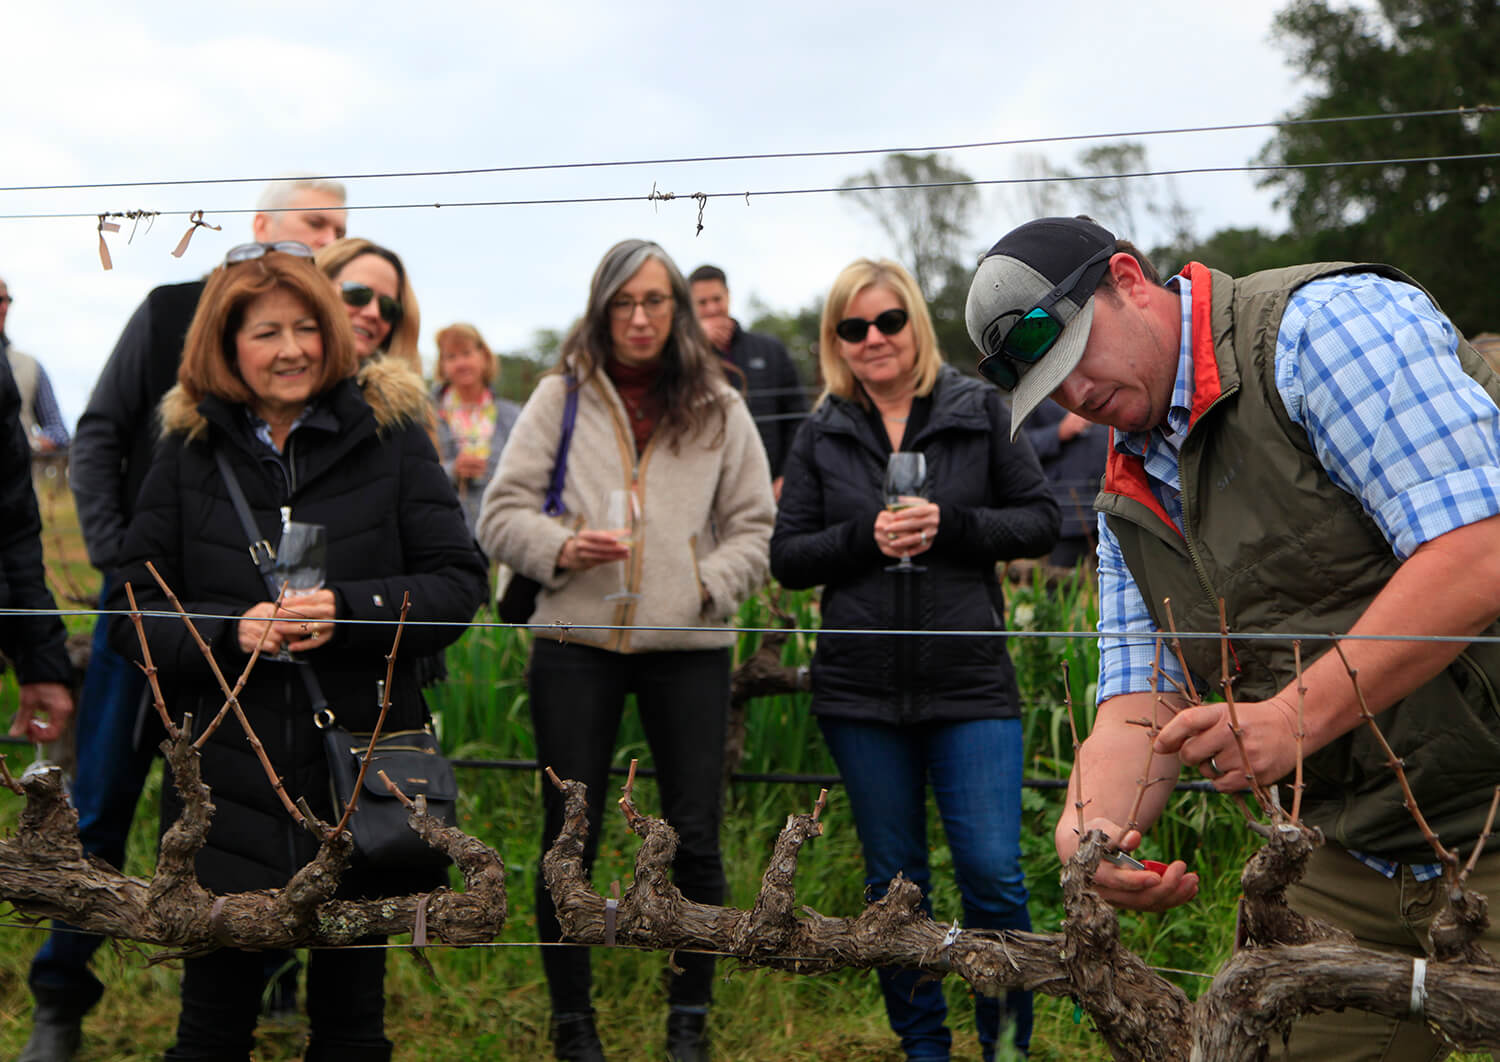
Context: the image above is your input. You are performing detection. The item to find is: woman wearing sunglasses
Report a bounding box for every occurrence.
[770,257,1058,1062]
[477,238,774,1062]
[314,237,422,376]
[105,245,488,1062]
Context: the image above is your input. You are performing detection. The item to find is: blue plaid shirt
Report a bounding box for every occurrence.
[1095,271,1500,879]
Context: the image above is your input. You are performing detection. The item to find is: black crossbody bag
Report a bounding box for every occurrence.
[213,448,457,873]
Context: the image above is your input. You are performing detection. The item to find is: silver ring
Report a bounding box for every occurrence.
[1207,756,1226,778]
[920,530,928,545]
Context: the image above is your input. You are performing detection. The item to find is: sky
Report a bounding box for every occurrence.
[0,0,1321,430]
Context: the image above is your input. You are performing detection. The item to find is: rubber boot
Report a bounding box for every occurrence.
[551,1010,606,1062]
[17,1004,83,1062]
[666,1006,709,1062]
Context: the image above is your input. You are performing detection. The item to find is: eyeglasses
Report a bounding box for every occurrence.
[340,282,403,326]
[609,293,674,320]
[0,295,12,306]
[976,245,1114,390]
[223,241,315,266]
[834,308,909,344]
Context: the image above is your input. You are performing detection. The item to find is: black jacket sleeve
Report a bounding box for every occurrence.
[106,443,246,679]
[770,419,884,589]
[771,340,808,476]
[326,424,489,656]
[72,283,199,572]
[0,355,71,684]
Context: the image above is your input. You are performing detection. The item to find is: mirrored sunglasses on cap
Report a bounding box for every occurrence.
[340,281,403,326]
[976,244,1114,390]
[835,307,909,344]
[223,241,315,266]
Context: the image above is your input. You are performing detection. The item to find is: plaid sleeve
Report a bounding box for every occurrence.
[1276,274,1500,560]
[1096,511,1196,702]
[31,365,70,448]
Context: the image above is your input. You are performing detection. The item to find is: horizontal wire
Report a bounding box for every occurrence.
[0,105,1489,195]
[3,150,1498,223]
[2,604,1494,645]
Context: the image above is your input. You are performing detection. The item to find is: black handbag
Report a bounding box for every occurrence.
[496,376,579,624]
[320,711,458,873]
[213,448,458,872]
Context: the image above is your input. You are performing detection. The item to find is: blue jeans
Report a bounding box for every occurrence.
[819,716,1033,1061]
[29,590,155,1012]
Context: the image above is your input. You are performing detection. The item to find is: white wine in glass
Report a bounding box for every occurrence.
[883,452,927,573]
[603,488,640,602]
[270,521,327,660]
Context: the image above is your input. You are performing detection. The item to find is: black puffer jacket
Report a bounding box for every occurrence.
[108,368,488,896]
[771,367,1059,725]
[0,352,70,685]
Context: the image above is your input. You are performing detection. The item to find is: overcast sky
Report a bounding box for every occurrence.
[1,0,1319,429]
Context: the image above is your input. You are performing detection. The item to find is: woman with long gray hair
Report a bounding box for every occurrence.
[477,239,775,1062]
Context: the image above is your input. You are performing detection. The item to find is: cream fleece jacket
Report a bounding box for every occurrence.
[476,370,774,652]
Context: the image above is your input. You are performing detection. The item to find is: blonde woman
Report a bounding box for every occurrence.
[770,257,1059,1062]
[314,238,422,375]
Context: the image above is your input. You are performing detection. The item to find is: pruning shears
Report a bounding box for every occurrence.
[1102,850,1169,874]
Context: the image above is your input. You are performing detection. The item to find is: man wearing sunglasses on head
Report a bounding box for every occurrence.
[967,216,1500,1060]
[22,178,347,1062]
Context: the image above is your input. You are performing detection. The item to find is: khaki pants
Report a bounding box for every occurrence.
[1282,844,1500,1061]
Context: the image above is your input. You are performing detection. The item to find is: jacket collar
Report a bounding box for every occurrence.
[817,366,988,448]
[1101,264,1238,537]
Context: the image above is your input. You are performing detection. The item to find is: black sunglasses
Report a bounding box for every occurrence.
[340,281,403,326]
[223,241,314,266]
[976,245,1114,390]
[835,307,909,344]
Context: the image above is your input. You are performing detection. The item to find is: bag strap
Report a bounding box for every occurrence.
[212,447,330,716]
[542,375,579,517]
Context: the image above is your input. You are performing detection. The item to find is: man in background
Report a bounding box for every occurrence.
[20,177,347,1062]
[0,276,71,451]
[689,264,807,497]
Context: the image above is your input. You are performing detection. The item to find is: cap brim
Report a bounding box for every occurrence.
[1007,295,1095,441]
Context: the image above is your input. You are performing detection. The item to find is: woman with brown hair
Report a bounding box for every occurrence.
[314,237,422,375]
[107,243,487,1062]
[477,238,774,1062]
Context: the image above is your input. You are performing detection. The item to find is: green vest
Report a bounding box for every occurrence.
[1098,262,1500,862]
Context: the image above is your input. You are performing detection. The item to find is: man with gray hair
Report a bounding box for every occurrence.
[20,177,346,1062]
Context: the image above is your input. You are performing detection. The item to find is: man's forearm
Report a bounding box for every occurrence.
[1057,690,1185,857]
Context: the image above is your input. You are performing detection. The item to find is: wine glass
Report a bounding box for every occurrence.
[602,489,640,602]
[884,452,927,573]
[269,521,327,659]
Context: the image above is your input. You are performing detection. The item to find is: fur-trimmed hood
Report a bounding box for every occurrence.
[158,354,432,442]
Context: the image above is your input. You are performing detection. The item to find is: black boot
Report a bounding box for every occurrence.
[551,1010,606,1062]
[666,1007,709,1062]
[18,1004,82,1062]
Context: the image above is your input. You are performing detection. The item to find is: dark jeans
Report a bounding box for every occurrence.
[29,593,154,1013]
[819,716,1033,1061]
[164,943,389,1061]
[529,639,730,1015]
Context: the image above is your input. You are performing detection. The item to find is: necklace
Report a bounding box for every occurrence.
[884,414,908,423]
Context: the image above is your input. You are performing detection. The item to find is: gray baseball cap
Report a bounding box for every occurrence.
[966,217,1116,439]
